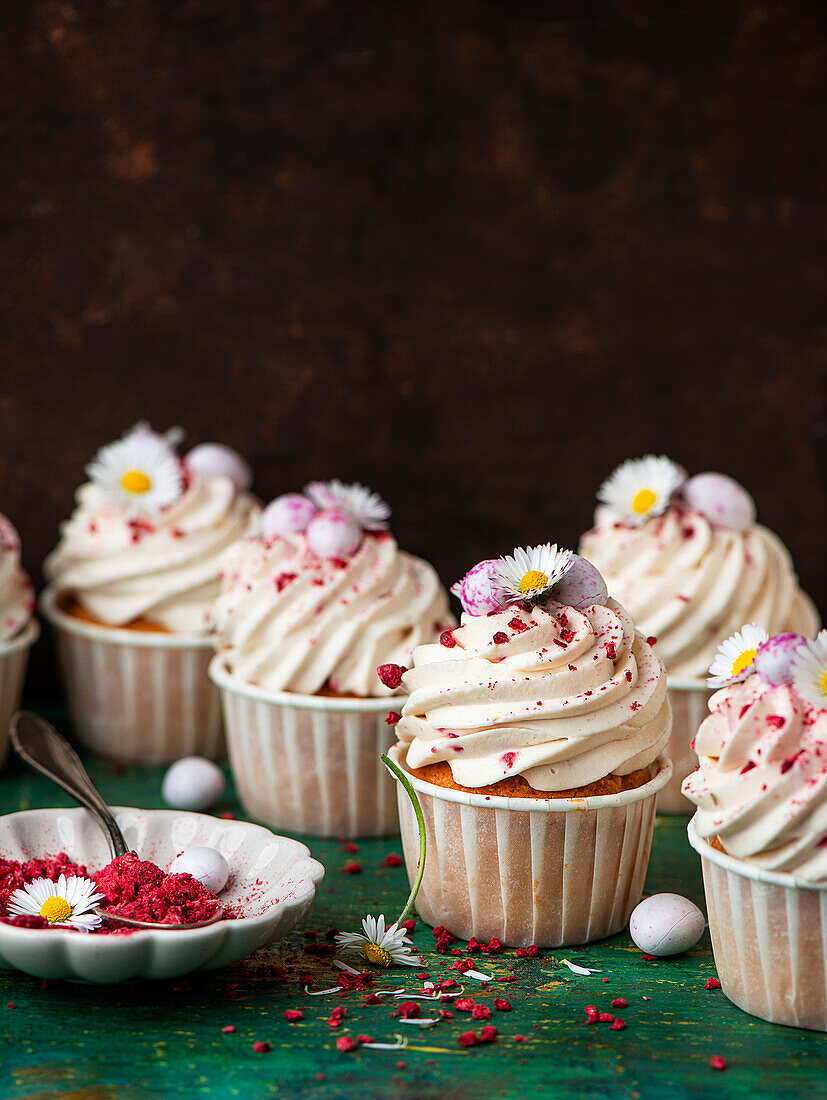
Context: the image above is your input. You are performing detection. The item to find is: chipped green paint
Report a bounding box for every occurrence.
[0,709,825,1099]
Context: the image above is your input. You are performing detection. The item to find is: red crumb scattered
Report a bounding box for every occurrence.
[455,997,476,1012]
[516,944,540,957]
[508,618,529,634]
[479,1026,498,1044]
[284,1010,304,1022]
[440,630,458,648]
[342,862,362,874]
[341,841,359,854]
[710,1056,727,1071]
[611,998,627,1009]
[221,1025,235,1034]
[450,958,474,973]
[377,663,406,689]
[252,1041,271,1053]
[494,999,512,1012]
[781,752,803,775]
[458,1031,478,1048]
[501,752,517,770]
[400,917,416,933]
[385,712,401,726]
[492,632,509,645]
[610,1019,626,1031]
[705,978,721,990]
[433,925,456,952]
[471,1004,491,1021]
[397,1001,420,1019]
[219,811,234,820]
[336,1036,357,1053]
[514,1034,527,1043]
[641,953,658,961]
[646,637,657,646]
[766,716,785,729]
[598,1013,614,1023]
[356,1034,373,1044]
[604,642,617,660]
[382,853,403,868]
[740,760,756,774]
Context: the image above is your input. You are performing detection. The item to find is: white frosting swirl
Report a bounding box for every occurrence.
[0,515,33,644]
[396,598,670,791]
[579,505,819,682]
[211,532,454,697]
[683,676,827,882]
[45,475,259,633]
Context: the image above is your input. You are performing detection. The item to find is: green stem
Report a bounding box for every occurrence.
[381,753,426,926]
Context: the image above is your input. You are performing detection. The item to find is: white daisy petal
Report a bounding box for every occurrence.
[597,455,685,527]
[495,543,574,604]
[304,480,390,530]
[791,630,827,712]
[86,425,184,516]
[335,912,423,969]
[4,874,103,930]
[707,624,769,688]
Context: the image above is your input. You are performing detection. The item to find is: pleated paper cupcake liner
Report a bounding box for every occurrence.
[0,620,39,768]
[389,744,672,947]
[42,587,223,764]
[688,819,827,1032]
[657,681,711,814]
[210,655,400,837]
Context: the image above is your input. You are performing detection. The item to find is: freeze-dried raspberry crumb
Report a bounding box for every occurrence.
[485,937,503,954]
[514,1034,527,1043]
[641,953,657,961]
[382,853,403,867]
[710,1056,727,1071]
[377,663,406,689]
[479,1026,498,1044]
[492,632,509,645]
[458,1031,478,1047]
[284,1009,303,1022]
[509,618,529,634]
[705,978,721,990]
[342,861,362,874]
[439,1009,453,1019]
[646,637,657,646]
[598,1013,614,1023]
[252,1041,271,1053]
[356,1034,373,1044]
[400,917,415,931]
[471,1004,491,1021]
[385,712,401,726]
[398,1001,420,1019]
[451,958,474,972]
[455,997,476,1012]
[610,1018,626,1031]
[440,630,458,648]
[336,1036,357,1053]
[494,999,512,1011]
[221,1025,235,1033]
[611,998,627,1009]
[363,993,382,1005]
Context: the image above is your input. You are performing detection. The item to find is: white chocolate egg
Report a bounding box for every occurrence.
[550,555,609,611]
[456,559,506,616]
[186,443,253,492]
[169,846,230,893]
[306,507,362,558]
[162,756,225,811]
[261,493,318,538]
[629,893,705,956]
[754,632,806,687]
[681,473,755,532]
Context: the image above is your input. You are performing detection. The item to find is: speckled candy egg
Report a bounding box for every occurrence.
[629,893,705,956]
[549,555,609,611]
[162,757,225,812]
[186,443,253,492]
[457,559,505,616]
[681,473,756,533]
[306,507,362,559]
[261,493,318,538]
[169,846,230,894]
[754,632,806,687]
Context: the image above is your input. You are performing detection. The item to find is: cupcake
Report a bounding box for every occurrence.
[0,514,38,766]
[684,628,827,1030]
[579,457,819,811]
[42,424,259,763]
[388,544,672,947]
[209,480,454,837]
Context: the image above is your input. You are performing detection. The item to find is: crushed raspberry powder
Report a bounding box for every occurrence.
[705,978,721,990]
[440,630,458,648]
[377,664,406,689]
[284,1009,303,1022]
[710,1056,727,1071]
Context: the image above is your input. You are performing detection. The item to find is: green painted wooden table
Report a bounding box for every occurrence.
[1,712,825,1100]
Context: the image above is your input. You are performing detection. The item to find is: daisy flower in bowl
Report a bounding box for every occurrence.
[6,873,104,931]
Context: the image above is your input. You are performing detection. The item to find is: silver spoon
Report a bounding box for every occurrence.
[10,711,223,931]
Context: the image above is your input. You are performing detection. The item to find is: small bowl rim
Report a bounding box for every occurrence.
[40,586,214,650]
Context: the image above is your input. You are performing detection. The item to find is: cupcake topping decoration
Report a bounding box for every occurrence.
[680,472,756,533]
[753,632,806,688]
[790,630,827,712]
[450,559,506,617]
[86,424,184,516]
[494,544,574,604]
[6,873,104,931]
[707,624,770,688]
[260,480,390,560]
[597,455,686,527]
[305,480,390,531]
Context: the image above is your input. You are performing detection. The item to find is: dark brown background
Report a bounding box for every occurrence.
[2,1,825,700]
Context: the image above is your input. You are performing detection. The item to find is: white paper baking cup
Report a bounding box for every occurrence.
[688,818,827,1031]
[210,655,400,837]
[0,620,39,768]
[389,744,672,947]
[41,586,223,764]
[657,678,711,814]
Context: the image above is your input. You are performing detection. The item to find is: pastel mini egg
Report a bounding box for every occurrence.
[162,757,225,812]
[549,555,609,611]
[456,559,506,616]
[306,506,362,559]
[754,632,806,687]
[169,847,230,894]
[186,443,253,492]
[261,493,318,538]
[681,472,756,533]
[629,893,705,956]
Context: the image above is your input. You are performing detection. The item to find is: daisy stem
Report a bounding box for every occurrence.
[380,754,426,925]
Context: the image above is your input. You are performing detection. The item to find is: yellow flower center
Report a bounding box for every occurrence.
[632,488,657,515]
[820,669,827,697]
[519,570,548,595]
[120,469,152,494]
[40,897,72,924]
[731,648,758,678]
[362,942,392,967]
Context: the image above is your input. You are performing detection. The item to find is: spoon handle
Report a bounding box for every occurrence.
[10,712,129,860]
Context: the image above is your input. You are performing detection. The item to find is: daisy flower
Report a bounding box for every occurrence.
[597,455,685,526]
[305,480,390,530]
[495,544,574,603]
[791,630,827,711]
[86,425,184,515]
[6,873,104,931]
[707,624,769,689]
[335,914,424,969]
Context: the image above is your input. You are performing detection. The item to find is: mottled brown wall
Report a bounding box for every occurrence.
[2,1,825,699]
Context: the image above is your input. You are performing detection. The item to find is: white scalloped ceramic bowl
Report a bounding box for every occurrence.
[0,807,324,983]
